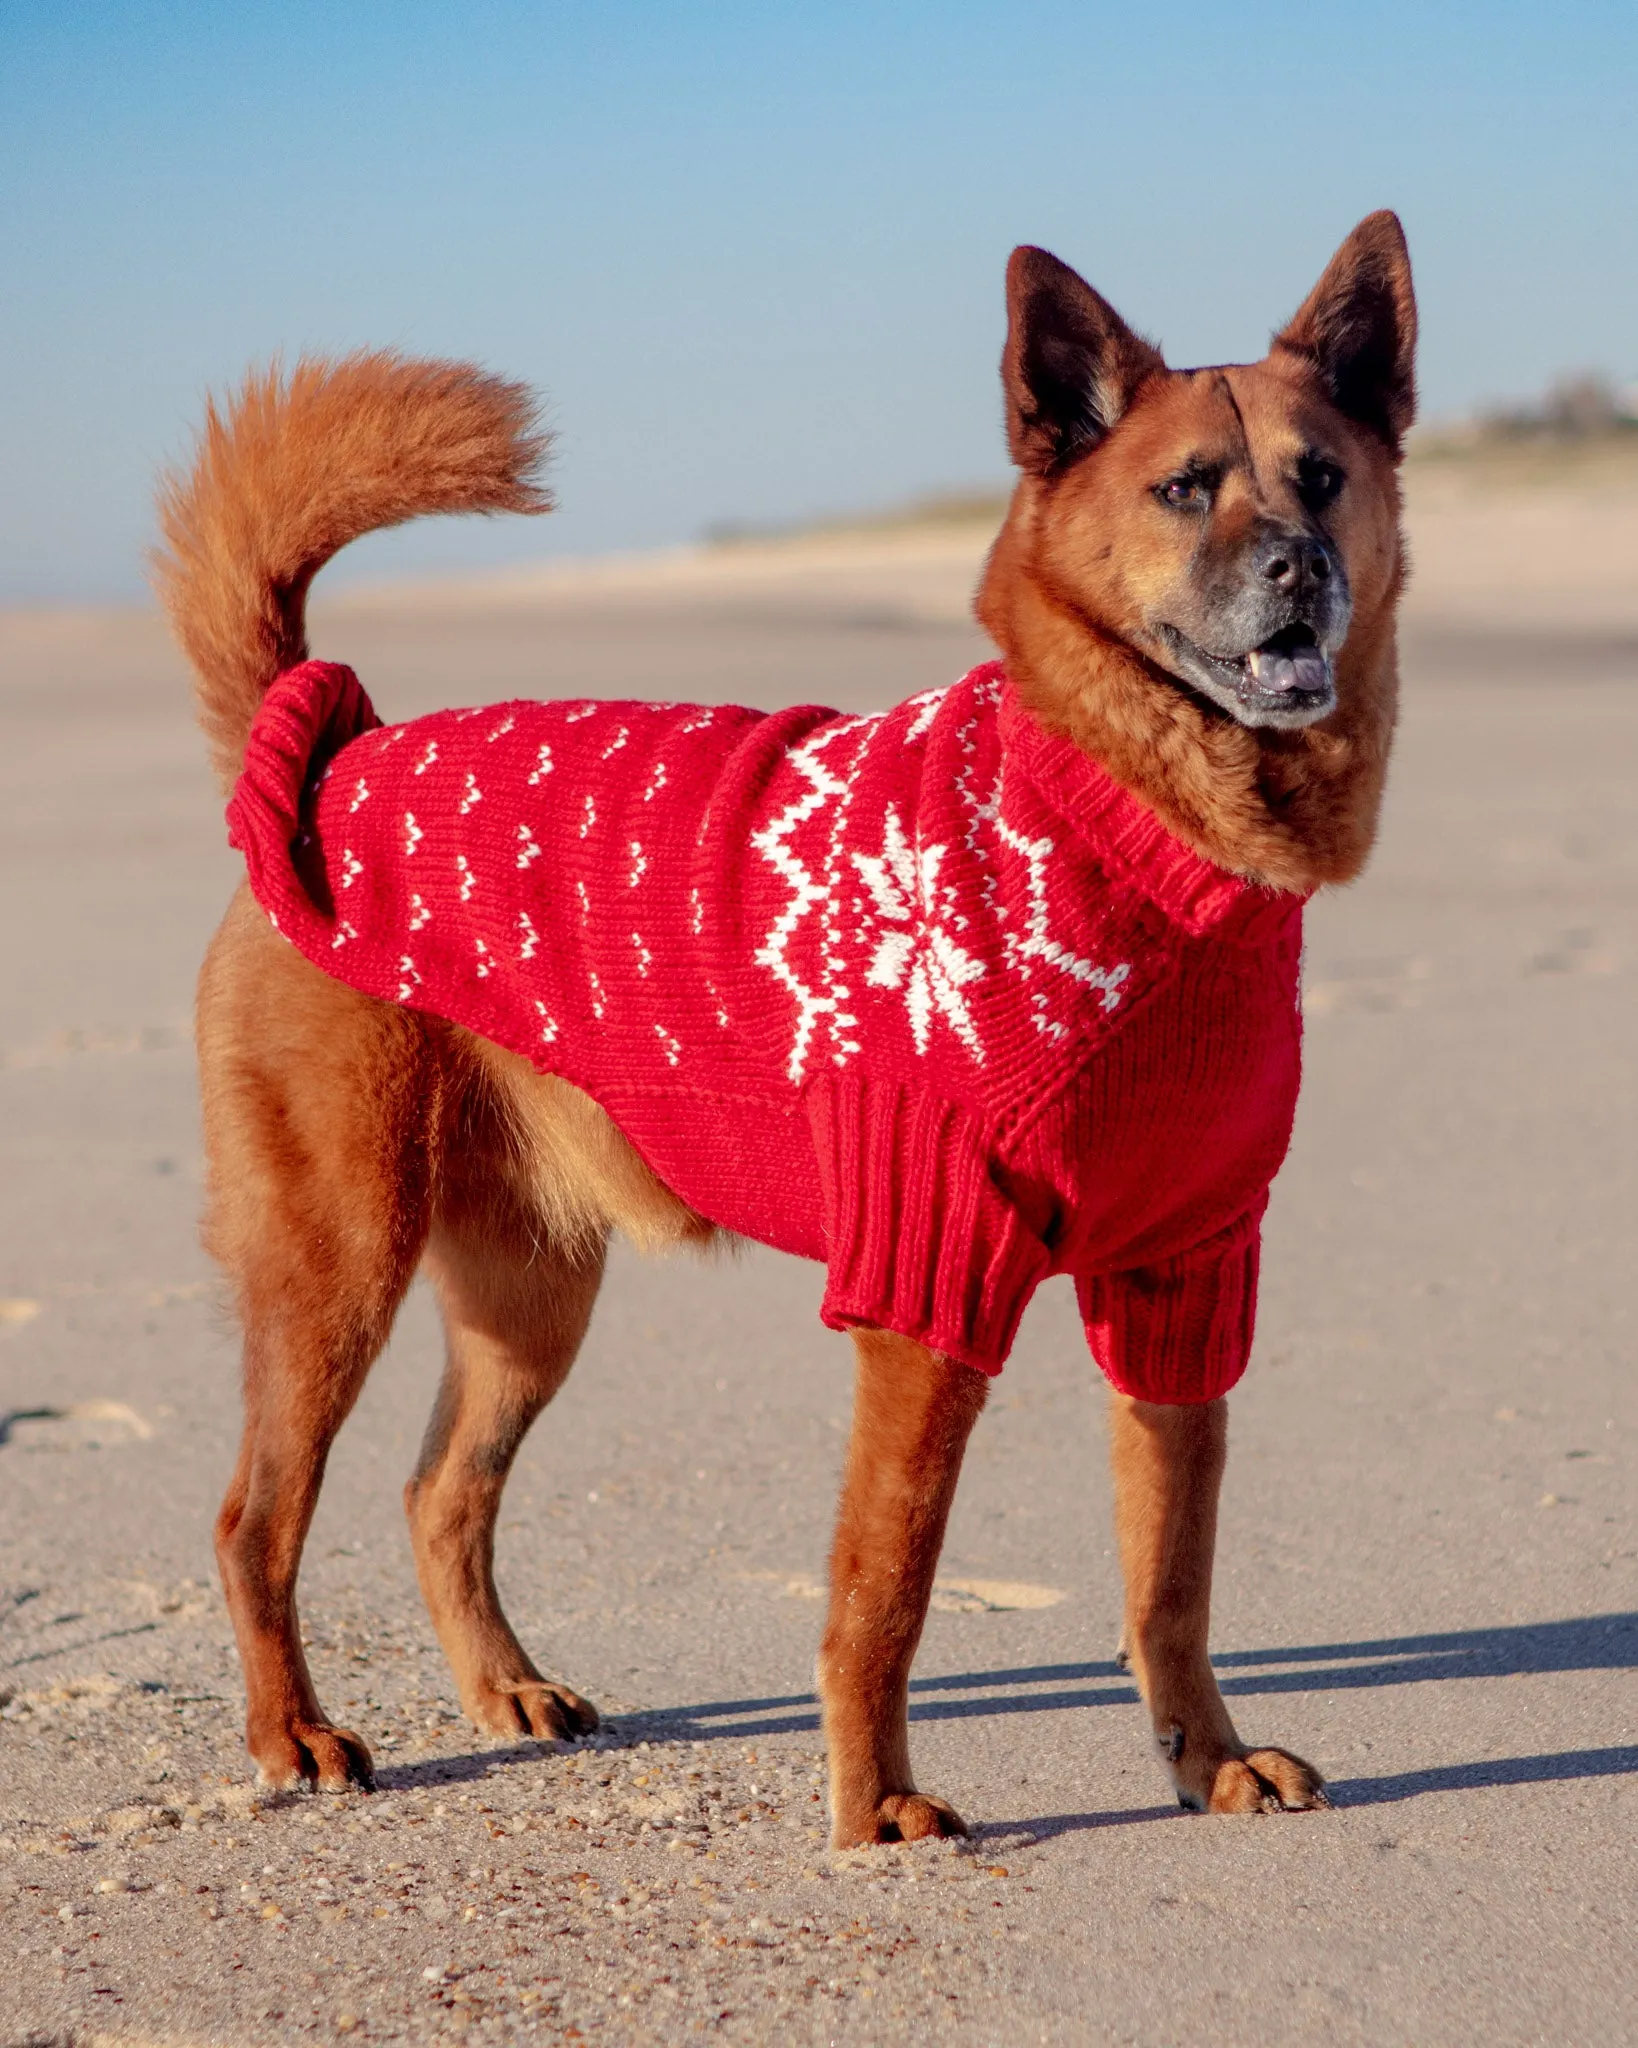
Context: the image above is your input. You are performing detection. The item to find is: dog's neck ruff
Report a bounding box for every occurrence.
[230,659,1306,1399]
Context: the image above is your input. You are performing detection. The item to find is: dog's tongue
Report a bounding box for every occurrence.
[1248,642,1329,695]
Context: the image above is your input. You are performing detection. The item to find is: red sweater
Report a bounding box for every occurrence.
[229,658,1305,1401]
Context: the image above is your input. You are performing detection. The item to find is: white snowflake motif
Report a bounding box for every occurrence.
[631,931,653,979]
[486,714,515,743]
[455,854,475,904]
[516,824,541,869]
[412,742,438,777]
[526,743,554,786]
[408,892,431,932]
[458,774,483,816]
[518,911,539,962]
[534,999,559,1046]
[579,795,597,840]
[349,777,370,813]
[403,813,423,856]
[643,761,668,802]
[474,938,491,979]
[653,1023,683,1067]
[339,849,364,890]
[628,840,648,886]
[330,920,358,950]
[397,955,422,1002]
[601,725,630,761]
[851,807,986,1062]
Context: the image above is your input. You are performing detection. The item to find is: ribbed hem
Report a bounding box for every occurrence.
[1075,1201,1265,1404]
[808,1072,1050,1375]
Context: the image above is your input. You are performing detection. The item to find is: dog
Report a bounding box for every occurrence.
[155,211,1415,1842]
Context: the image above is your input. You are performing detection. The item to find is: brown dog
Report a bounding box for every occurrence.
[155,212,1414,1842]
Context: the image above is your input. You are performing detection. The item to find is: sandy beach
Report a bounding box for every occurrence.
[0,470,1634,2045]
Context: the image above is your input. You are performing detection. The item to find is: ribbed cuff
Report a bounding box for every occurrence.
[808,1072,1050,1375]
[1076,1201,1265,1404]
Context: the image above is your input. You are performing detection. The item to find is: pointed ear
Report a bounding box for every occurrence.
[1002,247,1166,475]
[1274,211,1417,454]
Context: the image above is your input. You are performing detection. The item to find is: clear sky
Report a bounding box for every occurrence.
[2,1,1633,601]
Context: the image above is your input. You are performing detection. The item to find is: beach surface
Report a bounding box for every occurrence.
[1,469,1635,2045]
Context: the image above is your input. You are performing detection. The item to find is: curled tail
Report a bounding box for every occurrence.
[153,351,550,792]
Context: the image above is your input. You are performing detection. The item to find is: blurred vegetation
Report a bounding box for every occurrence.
[1408,373,1638,484]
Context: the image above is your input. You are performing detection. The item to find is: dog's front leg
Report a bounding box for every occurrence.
[1109,1391,1328,1812]
[818,1329,988,1847]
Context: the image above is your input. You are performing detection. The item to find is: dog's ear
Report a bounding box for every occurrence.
[1002,247,1166,475]
[1273,211,1417,455]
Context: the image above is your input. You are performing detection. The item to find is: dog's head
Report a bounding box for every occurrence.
[980,212,1415,742]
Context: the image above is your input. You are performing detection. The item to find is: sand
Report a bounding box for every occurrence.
[0,479,1634,2045]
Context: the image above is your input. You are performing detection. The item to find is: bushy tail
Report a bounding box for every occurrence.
[153,351,550,792]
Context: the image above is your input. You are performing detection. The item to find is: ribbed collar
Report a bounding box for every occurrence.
[992,667,1305,942]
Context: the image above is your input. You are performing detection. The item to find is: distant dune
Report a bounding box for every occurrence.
[323,451,1638,640]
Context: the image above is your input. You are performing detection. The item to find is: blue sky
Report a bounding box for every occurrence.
[2,1,1633,601]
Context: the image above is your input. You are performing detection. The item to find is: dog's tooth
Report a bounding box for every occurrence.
[1248,647,1297,692]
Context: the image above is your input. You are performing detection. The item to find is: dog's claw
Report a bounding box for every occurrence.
[251,1720,375,1793]
[834,1791,969,1847]
[1204,1747,1328,1814]
[466,1679,599,1742]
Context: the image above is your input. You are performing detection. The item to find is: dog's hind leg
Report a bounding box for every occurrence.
[406,1150,604,1742]
[1109,1392,1328,1813]
[203,898,438,1790]
[818,1329,989,1847]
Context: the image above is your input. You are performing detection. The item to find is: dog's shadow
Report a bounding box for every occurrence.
[376,1610,1638,1818]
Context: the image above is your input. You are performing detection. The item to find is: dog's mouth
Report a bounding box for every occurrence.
[1156,621,1338,730]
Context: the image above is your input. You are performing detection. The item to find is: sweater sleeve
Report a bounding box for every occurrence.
[805,1073,1052,1375]
[1075,1197,1266,1404]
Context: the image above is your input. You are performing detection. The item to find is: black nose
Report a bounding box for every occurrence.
[1257,532,1333,592]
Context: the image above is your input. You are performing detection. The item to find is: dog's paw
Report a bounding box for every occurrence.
[465,1678,599,1742]
[1200,1747,1329,1814]
[833,1791,969,1847]
[251,1719,375,1793]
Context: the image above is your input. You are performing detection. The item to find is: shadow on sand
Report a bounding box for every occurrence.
[612,1608,1638,1742]
[375,1611,1638,1815]
[978,1744,1638,1839]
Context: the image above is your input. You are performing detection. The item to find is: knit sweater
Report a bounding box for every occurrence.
[228,658,1306,1401]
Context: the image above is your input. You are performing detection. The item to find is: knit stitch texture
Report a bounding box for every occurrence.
[228,658,1306,1399]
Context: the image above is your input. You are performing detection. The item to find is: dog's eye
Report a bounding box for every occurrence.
[1158,476,1206,509]
[1297,459,1344,509]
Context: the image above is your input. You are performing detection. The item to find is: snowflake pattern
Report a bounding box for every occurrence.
[750,678,1133,1080]
[851,807,985,1061]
